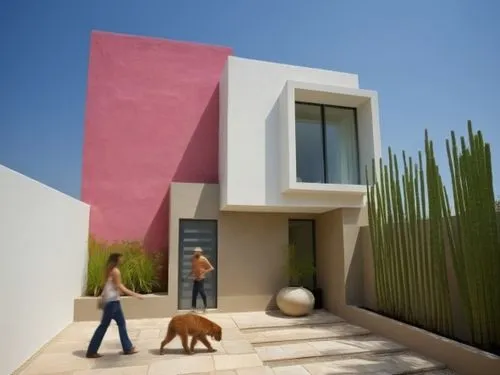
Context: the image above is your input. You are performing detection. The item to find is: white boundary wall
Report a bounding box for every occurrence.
[0,165,90,375]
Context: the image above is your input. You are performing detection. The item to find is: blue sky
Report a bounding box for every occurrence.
[1,0,499,199]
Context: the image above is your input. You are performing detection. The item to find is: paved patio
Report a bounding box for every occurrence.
[15,310,457,375]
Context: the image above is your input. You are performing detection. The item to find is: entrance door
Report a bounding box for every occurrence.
[288,219,316,290]
[178,219,218,310]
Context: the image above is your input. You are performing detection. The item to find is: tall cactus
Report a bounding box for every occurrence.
[366,135,453,336]
[367,120,499,350]
[444,121,500,348]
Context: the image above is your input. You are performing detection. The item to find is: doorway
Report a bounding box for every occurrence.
[288,219,317,290]
[178,219,218,310]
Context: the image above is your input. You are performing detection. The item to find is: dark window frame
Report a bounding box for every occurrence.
[295,101,361,184]
[177,219,218,309]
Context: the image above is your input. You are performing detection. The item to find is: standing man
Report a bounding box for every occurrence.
[189,247,214,312]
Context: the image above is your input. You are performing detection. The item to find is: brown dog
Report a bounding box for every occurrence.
[160,313,222,355]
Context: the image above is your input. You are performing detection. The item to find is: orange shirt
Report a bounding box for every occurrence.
[191,256,212,280]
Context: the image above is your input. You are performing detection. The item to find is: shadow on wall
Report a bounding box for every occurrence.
[143,86,220,287]
[345,227,365,307]
[264,100,280,204]
[194,183,220,218]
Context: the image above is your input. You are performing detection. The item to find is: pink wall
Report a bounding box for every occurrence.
[82,31,232,253]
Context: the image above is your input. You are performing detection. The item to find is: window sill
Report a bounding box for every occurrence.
[285,182,367,195]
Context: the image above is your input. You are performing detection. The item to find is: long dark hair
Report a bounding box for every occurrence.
[105,253,122,276]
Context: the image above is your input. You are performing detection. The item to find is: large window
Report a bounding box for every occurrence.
[295,102,360,184]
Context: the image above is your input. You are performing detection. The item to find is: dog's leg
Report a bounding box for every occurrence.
[159,327,176,355]
[190,335,198,352]
[180,332,192,355]
[199,334,216,352]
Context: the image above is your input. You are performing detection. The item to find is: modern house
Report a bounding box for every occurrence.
[81,31,381,315]
[4,30,497,375]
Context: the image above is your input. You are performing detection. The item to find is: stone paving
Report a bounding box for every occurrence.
[15,310,457,375]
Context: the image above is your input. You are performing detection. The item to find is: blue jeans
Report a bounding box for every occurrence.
[87,300,133,354]
[192,279,207,308]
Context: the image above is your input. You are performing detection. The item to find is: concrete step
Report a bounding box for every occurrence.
[231,309,344,330]
[256,335,406,363]
[178,365,276,375]
[270,351,447,374]
[246,322,370,345]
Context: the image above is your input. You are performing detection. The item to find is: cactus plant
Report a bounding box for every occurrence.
[366,132,454,337]
[366,120,499,350]
[444,121,500,348]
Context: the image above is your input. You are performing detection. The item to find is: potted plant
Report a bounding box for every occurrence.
[276,243,316,316]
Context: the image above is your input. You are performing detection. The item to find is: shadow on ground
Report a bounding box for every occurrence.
[148,348,218,356]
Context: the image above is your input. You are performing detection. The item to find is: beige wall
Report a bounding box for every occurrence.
[168,182,318,313]
[166,183,220,315]
[167,183,373,315]
[315,207,368,314]
[217,212,288,311]
[315,209,343,313]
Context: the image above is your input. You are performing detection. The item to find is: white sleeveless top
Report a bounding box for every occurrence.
[102,277,120,303]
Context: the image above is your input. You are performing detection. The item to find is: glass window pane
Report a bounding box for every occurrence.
[324,107,359,184]
[295,103,325,183]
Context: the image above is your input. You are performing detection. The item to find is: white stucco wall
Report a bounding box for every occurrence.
[0,165,90,375]
[219,56,381,212]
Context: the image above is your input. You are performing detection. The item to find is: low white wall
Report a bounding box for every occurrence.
[0,165,90,375]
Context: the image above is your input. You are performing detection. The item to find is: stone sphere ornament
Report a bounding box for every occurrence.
[276,286,315,317]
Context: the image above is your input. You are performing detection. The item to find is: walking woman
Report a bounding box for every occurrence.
[86,253,143,358]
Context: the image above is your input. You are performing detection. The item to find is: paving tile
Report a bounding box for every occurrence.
[271,365,311,375]
[236,366,274,375]
[213,354,263,371]
[209,317,239,329]
[19,352,93,374]
[73,365,149,374]
[127,318,167,330]
[184,371,237,375]
[387,352,443,372]
[89,348,161,370]
[137,329,161,339]
[12,312,450,375]
[302,352,443,374]
[147,355,214,375]
[304,335,404,357]
[222,328,246,340]
[336,336,405,352]
[256,342,319,361]
[245,323,369,344]
[307,340,368,356]
[222,340,255,354]
[230,310,343,329]
[303,357,393,374]
[56,324,140,342]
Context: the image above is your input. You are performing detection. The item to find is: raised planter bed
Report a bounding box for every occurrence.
[340,305,500,375]
[74,293,175,321]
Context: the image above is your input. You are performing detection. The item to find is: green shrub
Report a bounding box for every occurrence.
[286,243,315,287]
[120,241,161,294]
[85,236,162,296]
[86,236,111,296]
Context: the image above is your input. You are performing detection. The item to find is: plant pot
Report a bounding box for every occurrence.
[276,286,315,317]
[311,287,323,309]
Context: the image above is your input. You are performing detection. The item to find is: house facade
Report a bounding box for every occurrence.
[82,31,381,315]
